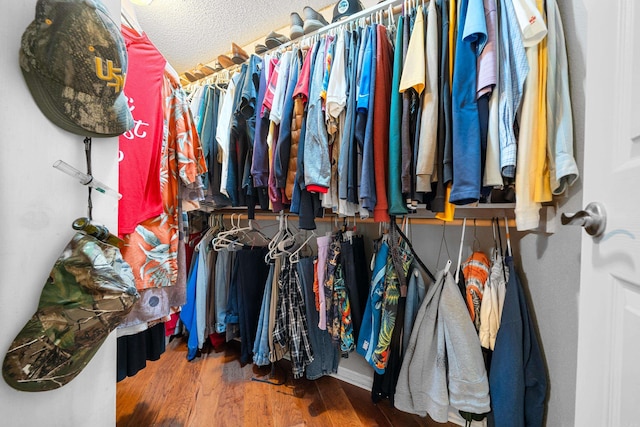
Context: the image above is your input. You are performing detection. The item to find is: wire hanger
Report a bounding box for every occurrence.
[454,218,467,283]
[504,216,513,257]
[496,218,508,282]
[391,219,436,282]
[472,219,481,252]
[436,221,452,271]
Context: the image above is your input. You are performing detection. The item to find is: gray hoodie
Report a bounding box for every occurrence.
[395,269,491,422]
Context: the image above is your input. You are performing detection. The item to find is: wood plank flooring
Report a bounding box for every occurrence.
[116,337,456,427]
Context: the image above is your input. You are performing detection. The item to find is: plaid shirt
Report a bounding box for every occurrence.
[498,0,530,178]
[273,259,314,379]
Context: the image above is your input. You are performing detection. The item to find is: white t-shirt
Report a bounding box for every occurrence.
[511,0,547,47]
[326,30,348,119]
[269,51,292,125]
[216,74,240,197]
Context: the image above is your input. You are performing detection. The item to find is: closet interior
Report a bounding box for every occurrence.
[116,0,577,425]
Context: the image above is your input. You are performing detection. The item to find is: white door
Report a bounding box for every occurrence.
[574,0,640,425]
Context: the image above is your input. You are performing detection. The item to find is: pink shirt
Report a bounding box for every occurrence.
[315,235,332,330]
[292,44,315,103]
[261,57,280,116]
[119,27,167,235]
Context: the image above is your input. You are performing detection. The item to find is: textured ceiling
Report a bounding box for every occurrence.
[128,0,338,75]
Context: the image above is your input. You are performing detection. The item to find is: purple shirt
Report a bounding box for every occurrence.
[477,0,498,98]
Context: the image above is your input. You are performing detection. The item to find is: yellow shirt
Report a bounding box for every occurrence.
[449,0,457,88]
[436,184,456,222]
[437,0,458,221]
[399,6,426,95]
[533,0,552,203]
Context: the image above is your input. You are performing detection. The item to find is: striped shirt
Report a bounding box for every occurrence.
[498,0,529,178]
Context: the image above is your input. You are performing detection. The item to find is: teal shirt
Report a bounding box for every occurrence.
[388,16,408,216]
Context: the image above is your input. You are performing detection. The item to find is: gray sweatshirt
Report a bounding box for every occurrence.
[395,269,491,422]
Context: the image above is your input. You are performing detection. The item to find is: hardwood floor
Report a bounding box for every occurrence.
[116,337,455,427]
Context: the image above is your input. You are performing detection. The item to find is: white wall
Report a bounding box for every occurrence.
[516,1,586,424]
[0,1,121,426]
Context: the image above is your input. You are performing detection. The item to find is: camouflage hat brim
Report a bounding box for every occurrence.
[20,49,133,138]
[2,233,139,392]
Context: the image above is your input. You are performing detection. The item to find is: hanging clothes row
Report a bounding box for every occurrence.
[358,217,547,427]
[177,212,373,380]
[186,0,578,235]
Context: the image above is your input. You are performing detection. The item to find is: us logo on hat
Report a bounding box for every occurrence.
[19,0,134,138]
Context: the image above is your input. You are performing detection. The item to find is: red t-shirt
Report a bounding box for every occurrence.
[118,27,167,236]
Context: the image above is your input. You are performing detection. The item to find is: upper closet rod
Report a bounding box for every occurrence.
[279,0,403,47]
[185,0,405,87]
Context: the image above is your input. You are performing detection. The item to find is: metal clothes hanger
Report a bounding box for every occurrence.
[472,219,481,252]
[496,218,508,282]
[436,221,452,271]
[454,218,467,283]
[504,216,513,257]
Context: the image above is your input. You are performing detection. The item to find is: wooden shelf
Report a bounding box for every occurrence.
[198,203,522,228]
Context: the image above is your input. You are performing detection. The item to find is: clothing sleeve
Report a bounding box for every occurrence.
[547,0,579,195]
[275,54,301,189]
[394,272,447,420]
[303,43,331,192]
[520,270,548,426]
[450,0,487,205]
[416,2,440,193]
[482,0,502,187]
[498,0,529,179]
[463,0,488,52]
[164,75,207,186]
[510,0,547,47]
[326,31,347,119]
[270,52,292,125]
[441,272,491,416]
[478,279,493,349]
[217,77,238,197]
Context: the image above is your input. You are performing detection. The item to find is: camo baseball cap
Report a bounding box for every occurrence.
[2,232,139,392]
[19,0,134,137]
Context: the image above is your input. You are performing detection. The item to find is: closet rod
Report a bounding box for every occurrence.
[185,0,404,87]
[247,214,516,228]
[276,0,403,48]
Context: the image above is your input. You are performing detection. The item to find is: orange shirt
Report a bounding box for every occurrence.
[121,71,207,290]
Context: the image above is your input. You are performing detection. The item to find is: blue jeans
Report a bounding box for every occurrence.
[253,263,274,366]
[215,249,232,334]
[297,257,340,380]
